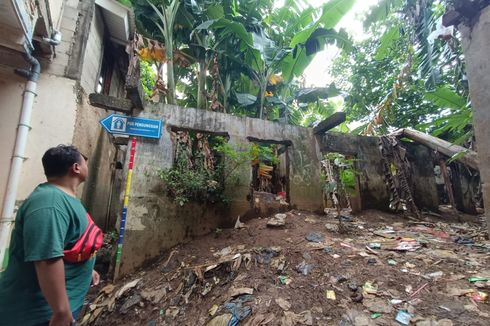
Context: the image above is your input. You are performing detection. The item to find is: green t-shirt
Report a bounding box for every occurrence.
[0,183,95,326]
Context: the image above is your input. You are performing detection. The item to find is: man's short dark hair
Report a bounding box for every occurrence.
[42,145,83,178]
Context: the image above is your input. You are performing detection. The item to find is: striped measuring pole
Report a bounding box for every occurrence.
[114,136,136,280]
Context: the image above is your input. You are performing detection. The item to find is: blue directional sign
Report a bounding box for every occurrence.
[100,114,163,139]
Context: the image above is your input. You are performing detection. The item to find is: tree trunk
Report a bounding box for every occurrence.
[258,82,266,119]
[197,59,207,109]
[391,128,479,170]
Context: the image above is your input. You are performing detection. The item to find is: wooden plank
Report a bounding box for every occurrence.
[125,56,145,109]
[313,112,346,135]
[391,128,479,170]
[89,93,133,113]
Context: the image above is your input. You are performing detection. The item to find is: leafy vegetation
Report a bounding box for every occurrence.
[330,0,472,143]
[159,134,282,205]
[323,153,358,196]
[125,0,354,126]
[124,0,475,147]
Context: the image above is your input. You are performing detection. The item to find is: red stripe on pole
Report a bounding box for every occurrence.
[129,137,136,169]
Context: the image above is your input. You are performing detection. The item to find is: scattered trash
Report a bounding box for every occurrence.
[271,256,287,273]
[388,259,397,266]
[404,262,416,269]
[468,291,488,302]
[267,213,286,227]
[214,246,233,257]
[370,312,382,319]
[278,275,292,285]
[256,247,281,265]
[340,215,353,222]
[275,297,291,310]
[390,299,403,305]
[207,314,232,326]
[454,236,474,245]
[362,282,378,295]
[296,260,313,275]
[367,258,377,265]
[115,278,141,299]
[424,271,444,279]
[395,310,412,325]
[228,287,254,298]
[468,276,490,283]
[225,294,253,325]
[325,290,336,301]
[209,304,219,316]
[165,306,179,319]
[119,294,141,314]
[332,254,341,259]
[305,232,325,243]
[234,216,246,229]
[325,223,339,232]
[323,246,333,253]
[368,243,381,249]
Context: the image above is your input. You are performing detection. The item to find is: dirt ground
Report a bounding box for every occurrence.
[81,208,490,326]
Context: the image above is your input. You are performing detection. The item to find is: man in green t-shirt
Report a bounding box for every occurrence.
[0,145,100,326]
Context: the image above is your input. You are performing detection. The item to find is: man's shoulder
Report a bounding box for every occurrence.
[21,184,81,215]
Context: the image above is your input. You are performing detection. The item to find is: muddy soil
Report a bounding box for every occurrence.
[82,208,490,326]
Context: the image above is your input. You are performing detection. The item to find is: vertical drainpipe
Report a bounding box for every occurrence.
[0,52,41,270]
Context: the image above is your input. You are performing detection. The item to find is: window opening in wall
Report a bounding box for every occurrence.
[159,128,230,206]
[321,153,361,213]
[247,138,291,214]
[96,43,115,95]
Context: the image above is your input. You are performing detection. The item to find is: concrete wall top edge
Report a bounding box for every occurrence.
[143,104,313,142]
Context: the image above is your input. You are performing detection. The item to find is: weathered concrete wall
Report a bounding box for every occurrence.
[80,8,104,93]
[0,0,120,222]
[72,88,116,228]
[118,104,323,275]
[460,6,490,232]
[0,65,78,211]
[318,132,439,212]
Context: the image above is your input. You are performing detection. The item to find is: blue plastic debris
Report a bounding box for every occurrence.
[305,232,325,243]
[395,310,412,325]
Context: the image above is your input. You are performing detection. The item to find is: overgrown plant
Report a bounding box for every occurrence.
[324,153,358,196]
[322,152,359,232]
[159,136,259,205]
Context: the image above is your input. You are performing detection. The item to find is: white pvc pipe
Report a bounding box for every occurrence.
[0,66,39,270]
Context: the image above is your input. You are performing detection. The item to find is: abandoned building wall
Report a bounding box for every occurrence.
[318,132,439,212]
[72,89,116,228]
[80,8,105,94]
[117,104,323,275]
[460,6,490,231]
[73,4,127,227]
[0,63,79,211]
[404,143,439,212]
[0,0,87,212]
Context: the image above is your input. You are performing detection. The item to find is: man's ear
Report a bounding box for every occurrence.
[72,162,81,175]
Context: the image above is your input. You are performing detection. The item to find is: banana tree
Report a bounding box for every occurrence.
[281,0,356,81]
[146,0,181,105]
